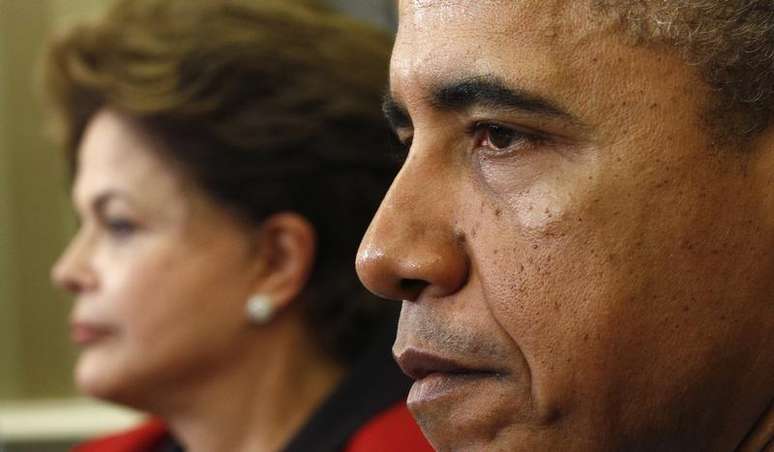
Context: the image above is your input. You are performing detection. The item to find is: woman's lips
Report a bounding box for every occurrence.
[70,322,113,346]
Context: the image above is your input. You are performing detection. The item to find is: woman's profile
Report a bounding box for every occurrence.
[45,0,431,451]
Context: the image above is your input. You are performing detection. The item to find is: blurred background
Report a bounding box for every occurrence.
[0,0,395,450]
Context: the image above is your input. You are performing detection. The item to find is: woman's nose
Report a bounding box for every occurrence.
[356,159,469,303]
[51,231,97,295]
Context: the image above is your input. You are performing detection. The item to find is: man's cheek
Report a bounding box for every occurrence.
[482,235,589,328]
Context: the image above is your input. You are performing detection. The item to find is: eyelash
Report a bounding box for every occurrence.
[390,133,412,164]
[390,122,544,164]
[467,122,545,155]
[104,217,138,239]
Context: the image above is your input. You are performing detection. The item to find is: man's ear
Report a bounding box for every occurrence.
[250,212,316,312]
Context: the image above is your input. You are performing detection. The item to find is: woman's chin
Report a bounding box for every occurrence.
[75,359,109,399]
[74,346,174,413]
[74,349,131,403]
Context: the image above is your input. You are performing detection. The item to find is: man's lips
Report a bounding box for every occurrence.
[396,347,510,408]
[395,347,502,380]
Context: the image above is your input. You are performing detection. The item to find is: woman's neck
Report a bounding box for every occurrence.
[153,316,347,452]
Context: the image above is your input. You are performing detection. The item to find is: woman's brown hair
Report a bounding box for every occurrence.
[44,0,399,365]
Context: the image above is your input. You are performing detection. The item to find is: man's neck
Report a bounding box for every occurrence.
[737,399,774,452]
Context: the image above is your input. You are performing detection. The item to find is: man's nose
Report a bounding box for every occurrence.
[356,153,469,302]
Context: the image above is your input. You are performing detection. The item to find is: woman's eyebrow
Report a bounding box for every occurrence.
[90,190,136,216]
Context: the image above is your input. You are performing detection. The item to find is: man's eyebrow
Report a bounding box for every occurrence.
[382,92,412,130]
[431,75,572,120]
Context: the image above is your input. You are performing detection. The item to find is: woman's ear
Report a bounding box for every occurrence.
[249,212,317,312]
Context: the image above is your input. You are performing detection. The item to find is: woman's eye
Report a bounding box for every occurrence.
[105,218,138,238]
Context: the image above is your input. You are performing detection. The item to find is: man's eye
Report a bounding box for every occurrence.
[472,123,540,153]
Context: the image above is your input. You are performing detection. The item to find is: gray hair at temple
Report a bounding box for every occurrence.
[594,0,774,138]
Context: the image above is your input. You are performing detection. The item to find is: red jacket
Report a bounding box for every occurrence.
[73,402,431,452]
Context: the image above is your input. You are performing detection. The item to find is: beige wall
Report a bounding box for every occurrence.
[0,0,112,401]
[0,24,22,398]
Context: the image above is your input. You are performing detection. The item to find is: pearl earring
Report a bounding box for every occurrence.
[245,294,274,324]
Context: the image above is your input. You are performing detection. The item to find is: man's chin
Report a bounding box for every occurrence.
[407,373,531,451]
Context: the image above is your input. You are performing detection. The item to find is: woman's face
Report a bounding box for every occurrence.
[52,109,262,406]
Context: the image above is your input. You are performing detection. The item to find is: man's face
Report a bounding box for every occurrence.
[356,1,774,450]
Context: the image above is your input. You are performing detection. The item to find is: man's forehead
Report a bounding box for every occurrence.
[402,0,552,10]
[398,0,580,24]
[395,0,600,56]
[391,0,597,106]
